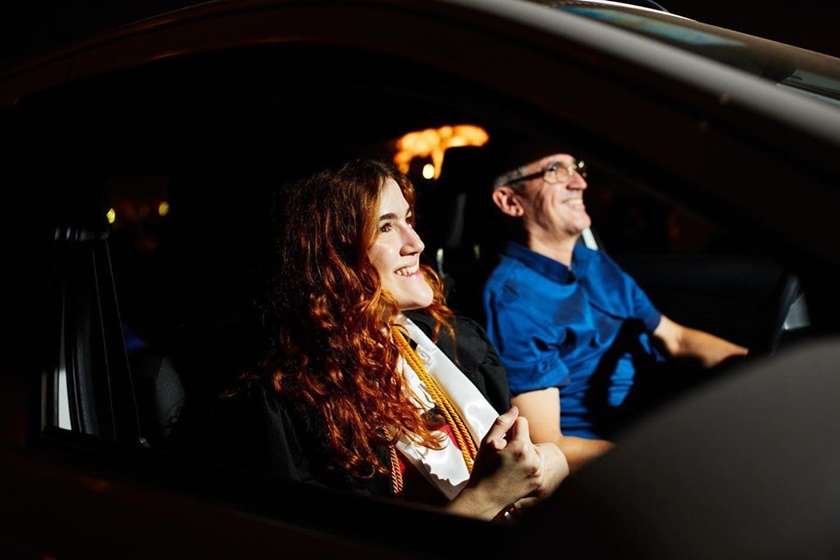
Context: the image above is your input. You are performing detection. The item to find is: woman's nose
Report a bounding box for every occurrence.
[403,226,425,254]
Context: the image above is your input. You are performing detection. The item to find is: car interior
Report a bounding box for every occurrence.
[13,39,813,495]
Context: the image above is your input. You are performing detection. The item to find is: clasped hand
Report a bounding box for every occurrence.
[446,405,569,521]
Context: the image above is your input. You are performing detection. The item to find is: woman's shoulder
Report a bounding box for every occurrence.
[403,310,488,355]
[404,310,510,412]
[404,308,483,333]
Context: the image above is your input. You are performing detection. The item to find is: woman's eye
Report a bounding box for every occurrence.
[380,223,393,233]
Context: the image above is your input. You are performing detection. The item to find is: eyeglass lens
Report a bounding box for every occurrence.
[546,161,586,183]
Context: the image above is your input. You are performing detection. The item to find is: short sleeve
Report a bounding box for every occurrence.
[485,287,572,396]
[598,252,662,331]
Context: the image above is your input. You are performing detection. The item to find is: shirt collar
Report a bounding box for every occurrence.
[502,241,591,284]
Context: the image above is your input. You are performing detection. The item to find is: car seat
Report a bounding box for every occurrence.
[415,145,504,324]
[124,328,186,448]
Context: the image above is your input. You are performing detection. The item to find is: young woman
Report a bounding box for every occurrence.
[218,157,568,521]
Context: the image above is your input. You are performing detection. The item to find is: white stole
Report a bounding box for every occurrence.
[394,314,500,500]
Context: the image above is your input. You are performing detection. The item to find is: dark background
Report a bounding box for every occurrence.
[1,0,839,71]
[665,0,840,57]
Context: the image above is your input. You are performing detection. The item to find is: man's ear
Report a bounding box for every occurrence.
[492,187,524,217]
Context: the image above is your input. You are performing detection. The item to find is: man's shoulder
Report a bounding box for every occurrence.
[484,253,529,293]
[575,245,611,265]
[576,246,631,278]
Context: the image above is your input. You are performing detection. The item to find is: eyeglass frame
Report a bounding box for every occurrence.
[506,159,587,186]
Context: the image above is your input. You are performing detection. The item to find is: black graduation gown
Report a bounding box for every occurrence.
[208,312,511,498]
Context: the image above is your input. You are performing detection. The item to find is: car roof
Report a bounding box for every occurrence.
[1,0,838,104]
[4,0,840,269]
[3,0,840,142]
[544,0,840,106]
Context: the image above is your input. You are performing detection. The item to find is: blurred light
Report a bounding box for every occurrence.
[106,208,116,224]
[422,164,435,180]
[158,201,170,217]
[395,124,489,179]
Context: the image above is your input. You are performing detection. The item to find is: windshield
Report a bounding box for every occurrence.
[549,1,840,108]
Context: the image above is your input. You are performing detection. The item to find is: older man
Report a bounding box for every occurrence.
[482,147,748,473]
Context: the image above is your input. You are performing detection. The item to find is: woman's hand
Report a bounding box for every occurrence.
[444,406,569,520]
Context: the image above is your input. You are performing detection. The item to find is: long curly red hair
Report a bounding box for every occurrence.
[257,157,455,479]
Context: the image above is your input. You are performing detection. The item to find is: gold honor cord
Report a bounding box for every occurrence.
[391,327,478,471]
[389,445,404,497]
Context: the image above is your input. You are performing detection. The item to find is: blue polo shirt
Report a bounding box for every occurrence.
[483,241,664,438]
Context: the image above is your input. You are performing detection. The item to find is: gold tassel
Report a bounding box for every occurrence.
[392,327,477,471]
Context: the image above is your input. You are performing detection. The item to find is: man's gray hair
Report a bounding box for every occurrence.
[493,166,526,190]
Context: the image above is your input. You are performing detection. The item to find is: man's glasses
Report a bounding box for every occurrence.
[508,160,587,186]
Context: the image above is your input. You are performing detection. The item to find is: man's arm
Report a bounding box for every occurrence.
[653,315,749,368]
[511,387,613,474]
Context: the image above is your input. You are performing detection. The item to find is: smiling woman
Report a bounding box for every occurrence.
[190,156,568,520]
[369,178,434,311]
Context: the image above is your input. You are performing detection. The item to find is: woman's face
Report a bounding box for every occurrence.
[368,178,433,310]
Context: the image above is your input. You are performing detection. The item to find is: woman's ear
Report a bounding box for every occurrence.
[492,187,525,218]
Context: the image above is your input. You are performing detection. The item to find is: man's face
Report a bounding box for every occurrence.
[515,153,591,240]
